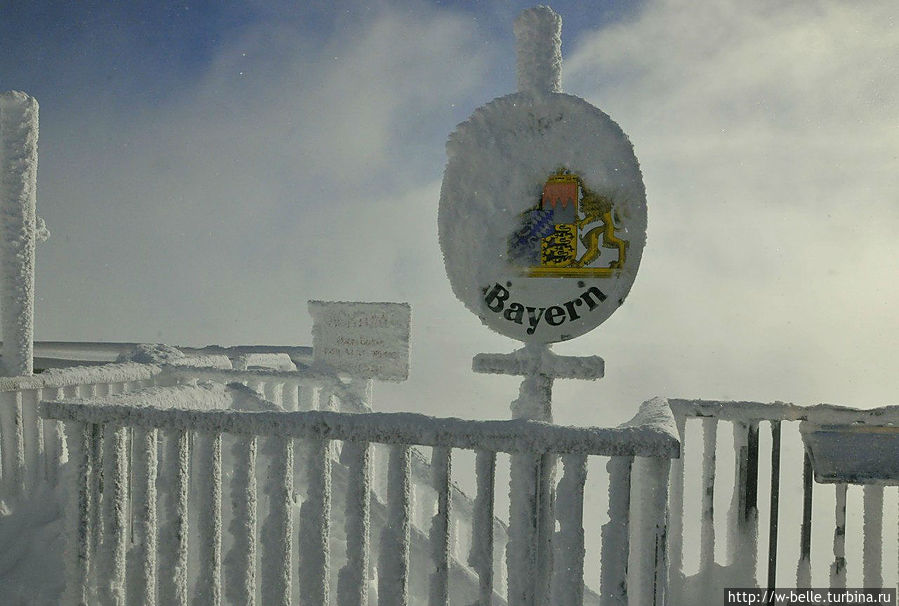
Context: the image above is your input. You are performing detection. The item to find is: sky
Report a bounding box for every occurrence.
[1,0,898,431]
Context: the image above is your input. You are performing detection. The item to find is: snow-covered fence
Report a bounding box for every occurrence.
[0,362,164,500]
[0,348,367,503]
[165,365,371,413]
[40,394,679,606]
[667,398,899,600]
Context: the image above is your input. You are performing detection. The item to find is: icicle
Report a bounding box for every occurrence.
[469,450,496,604]
[428,447,452,606]
[552,454,587,606]
[379,444,411,606]
[224,435,257,606]
[338,441,371,606]
[299,438,331,606]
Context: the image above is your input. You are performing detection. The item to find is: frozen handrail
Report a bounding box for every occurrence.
[41,402,679,458]
[0,362,162,392]
[49,383,277,413]
[165,365,368,411]
[669,397,899,425]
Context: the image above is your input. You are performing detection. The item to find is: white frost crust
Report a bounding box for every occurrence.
[438,91,646,342]
[0,362,161,393]
[473,344,604,379]
[169,354,232,369]
[0,91,39,376]
[232,353,296,371]
[670,398,899,425]
[41,382,277,416]
[116,343,185,364]
[40,404,680,457]
[514,6,562,95]
[166,365,366,411]
[619,397,681,452]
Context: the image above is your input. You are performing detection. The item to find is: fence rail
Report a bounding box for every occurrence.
[39,393,678,606]
[667,397,899,602]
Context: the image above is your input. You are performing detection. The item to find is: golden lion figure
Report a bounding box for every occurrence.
[574,189,627,269]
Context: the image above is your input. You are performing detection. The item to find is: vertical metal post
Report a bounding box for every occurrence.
[797,450,813,587]
[767,420,782,591]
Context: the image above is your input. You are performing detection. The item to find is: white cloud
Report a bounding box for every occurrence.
[34,5,492,349]
[547,0,899,418]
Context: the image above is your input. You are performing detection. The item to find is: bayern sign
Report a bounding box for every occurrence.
[438,92,647,344]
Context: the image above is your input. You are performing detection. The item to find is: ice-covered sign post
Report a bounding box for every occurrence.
[438,6,646,605]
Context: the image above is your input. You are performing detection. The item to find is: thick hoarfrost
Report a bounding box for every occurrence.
[116,343,186,365]
[233,353,295,371]
[0,91,39,376]
[438,90,646,341]
[473,343,604,380]
[513,6,562,95]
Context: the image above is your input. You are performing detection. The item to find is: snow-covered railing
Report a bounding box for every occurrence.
[0,362,164,500]
[667,398,899,601]
[0,346,362,506]
[40,395,678,606]
[166,365,371,413]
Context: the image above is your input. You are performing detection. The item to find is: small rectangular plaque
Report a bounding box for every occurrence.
[309,301,411,381]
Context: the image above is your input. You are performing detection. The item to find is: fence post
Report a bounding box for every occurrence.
[0,91,39,378]
[629,456,671,606]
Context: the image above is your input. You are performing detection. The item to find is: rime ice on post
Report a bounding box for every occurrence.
[514,6,562,95]
[0,91,39,376]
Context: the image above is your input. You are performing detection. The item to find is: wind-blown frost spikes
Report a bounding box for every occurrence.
[514,6,562,95]
[0,91,40,376]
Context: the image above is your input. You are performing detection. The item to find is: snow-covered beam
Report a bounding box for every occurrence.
[0,91,39,376]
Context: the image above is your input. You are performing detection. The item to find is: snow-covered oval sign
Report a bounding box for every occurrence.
[438,8,646,344]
